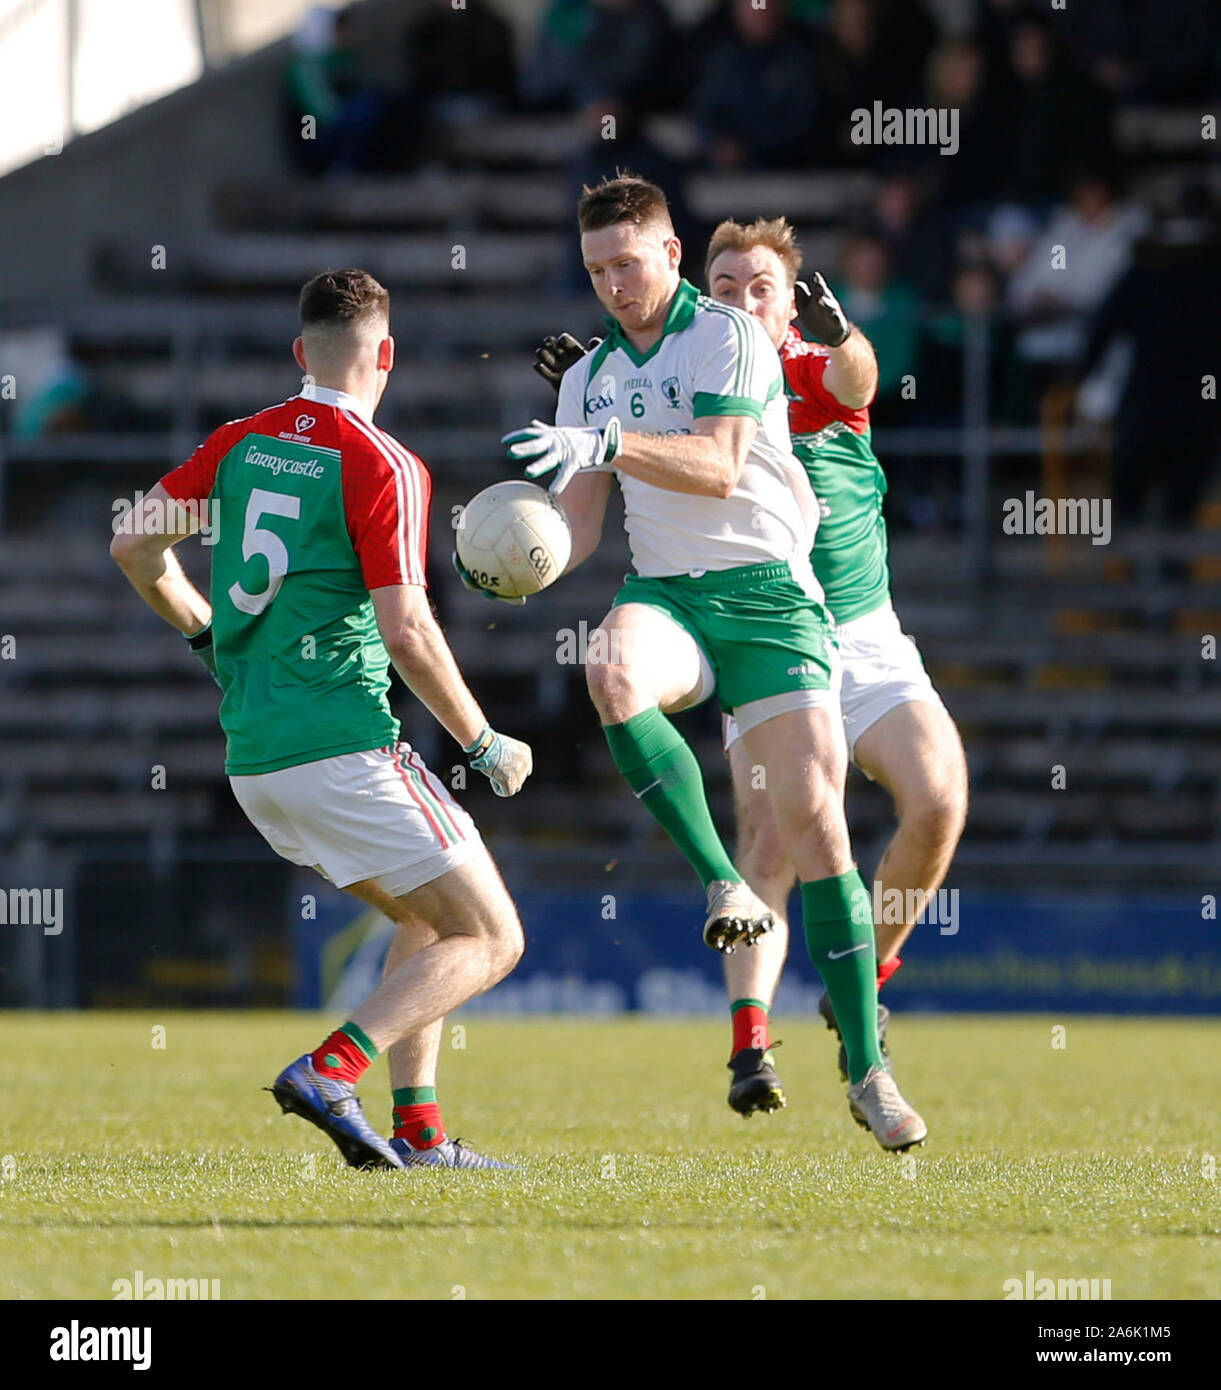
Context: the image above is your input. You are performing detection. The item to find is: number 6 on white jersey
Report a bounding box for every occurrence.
[228,487,301,615]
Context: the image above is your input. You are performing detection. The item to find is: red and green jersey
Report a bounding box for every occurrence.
[160,386,431,774]
[782,324,889,625]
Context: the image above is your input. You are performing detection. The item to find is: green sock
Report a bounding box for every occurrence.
[802,871,883,1085]
[603,707,739,888]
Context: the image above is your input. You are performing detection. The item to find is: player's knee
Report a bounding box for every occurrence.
[738,827,792,902]
[585,649,638,722]
[487,914,525,982]
[901,778,967,852]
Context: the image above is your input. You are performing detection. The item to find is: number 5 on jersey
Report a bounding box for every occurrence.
[229,487,302,615]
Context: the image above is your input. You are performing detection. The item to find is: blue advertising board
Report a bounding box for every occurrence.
[291,876,1220,1016]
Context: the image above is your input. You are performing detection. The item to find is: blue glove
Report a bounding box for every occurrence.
[502,417,621,495]
[463,725,533,797]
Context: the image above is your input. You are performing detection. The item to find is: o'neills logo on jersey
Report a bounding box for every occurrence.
[850,101,959,156]
[245,444,325,479]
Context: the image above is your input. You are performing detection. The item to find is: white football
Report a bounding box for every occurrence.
[455,480,573,599]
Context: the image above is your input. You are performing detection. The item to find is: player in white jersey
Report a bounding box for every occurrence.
[477,176,925,1150]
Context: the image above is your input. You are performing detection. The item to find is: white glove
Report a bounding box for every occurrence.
[502,417,621,495]
[464,726,533,797]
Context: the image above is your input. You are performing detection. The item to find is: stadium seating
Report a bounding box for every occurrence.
[1,51,1219,975]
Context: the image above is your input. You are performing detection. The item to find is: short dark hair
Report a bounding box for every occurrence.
[577,174,674,237]
[299,268,389,331]
[706,217,803,288]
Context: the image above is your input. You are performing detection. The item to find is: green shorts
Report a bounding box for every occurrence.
[612,562,837,714]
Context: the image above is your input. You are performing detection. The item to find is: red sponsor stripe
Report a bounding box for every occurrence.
[388,745,450,849]
[406,748,466,842]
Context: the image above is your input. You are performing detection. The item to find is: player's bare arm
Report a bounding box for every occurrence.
[371,583,532,795]
[554,469,613,573]
[109,482,211,635]
[795,272,877,409]
[821,326,878,410]
[613,414,757,499]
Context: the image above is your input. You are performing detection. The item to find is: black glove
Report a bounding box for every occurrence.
[184,621,221,687]
[795,273,851,348]
[532,333,601,393]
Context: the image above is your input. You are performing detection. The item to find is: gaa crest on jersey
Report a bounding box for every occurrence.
[585,373,616,414]
[662,376,681,408]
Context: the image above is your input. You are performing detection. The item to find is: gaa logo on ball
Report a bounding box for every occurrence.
[455,481,572,599]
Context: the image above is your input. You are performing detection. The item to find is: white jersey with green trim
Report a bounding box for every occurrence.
[556,278,820,584]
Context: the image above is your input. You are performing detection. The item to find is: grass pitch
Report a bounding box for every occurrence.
[1,1012,1217,1300]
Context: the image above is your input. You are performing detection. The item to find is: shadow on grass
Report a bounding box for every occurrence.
[4,1215,800,1233]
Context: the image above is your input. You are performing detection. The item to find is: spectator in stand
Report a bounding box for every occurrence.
[835,232,920,424]
[869,171,954,302]
[575,0,676,114]
[973,0,1031,85]
[693,0,818,169]
[997,13,1115,206]
[1078,188,1221,526]
[922,36,1006,216]
[404,0,517,129]
[1063,0,1221,104]
[281,6,399,176]
[678,0,732,93]
[895,260,1007,530]
[918,260,1018,426]
[3,330,92,440]
[524,0,674,119]
[976,202,1038,280]
[519,0,591,111]
[1007,171,1147,396]
[811,0,937,164]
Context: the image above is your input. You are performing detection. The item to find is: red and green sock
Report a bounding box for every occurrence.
[392,1086,446,1150]
[731,997,770,1055]
[310,1022,378,1083]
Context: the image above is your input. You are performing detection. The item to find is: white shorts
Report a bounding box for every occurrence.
[229,742,479,897]
[722,600,942,760]
[837,600,944,757]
